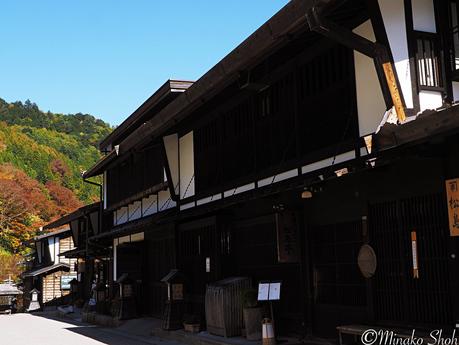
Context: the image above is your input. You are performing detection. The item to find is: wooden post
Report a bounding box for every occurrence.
[382,62,406,122]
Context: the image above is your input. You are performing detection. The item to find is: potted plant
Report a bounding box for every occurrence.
[183,314,201,333]
[242,288,262,340]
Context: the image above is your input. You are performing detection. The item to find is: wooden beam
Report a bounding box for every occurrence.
[306,7,376,58]
[364,0,407,120]
[382,62,407,122]
[306,6,407,122]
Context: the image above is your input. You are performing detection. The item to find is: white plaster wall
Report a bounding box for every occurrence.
[116,206,128,225]
[128,201,141,221]
[453,82,459,102]
[179,131,195,199]
[419,90,443,110]
[410,0,442,112]
[353,20,387,136]
[379,0,414,109]
[163,134,180,195]
[142,194,158,217]
[48,237,55,264]
[158,189,176,211]
[412,0,436,33]
[130,232,144,242]
[54,237,60,263]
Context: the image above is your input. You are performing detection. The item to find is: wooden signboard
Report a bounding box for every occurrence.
[172,283,183,300]
[411,231,419,279]
[446,178,459,237]
[276,211,300,263]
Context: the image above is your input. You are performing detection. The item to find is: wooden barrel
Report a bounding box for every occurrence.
[205,277,251,337]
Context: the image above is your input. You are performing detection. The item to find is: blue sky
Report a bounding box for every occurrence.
[0,1,288,125]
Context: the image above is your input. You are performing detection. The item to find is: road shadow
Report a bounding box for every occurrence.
[31,312,156,345]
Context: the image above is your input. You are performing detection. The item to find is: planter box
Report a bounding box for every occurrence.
[243,307,262,340]
[183,323,200,333]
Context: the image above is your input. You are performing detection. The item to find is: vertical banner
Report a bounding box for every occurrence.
[411,231,419,279]
[446,178,459,237]
[276,211,300,263]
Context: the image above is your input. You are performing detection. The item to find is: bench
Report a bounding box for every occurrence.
[336,325,432,345]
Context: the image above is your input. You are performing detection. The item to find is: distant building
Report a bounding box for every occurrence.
[22,227,77,307]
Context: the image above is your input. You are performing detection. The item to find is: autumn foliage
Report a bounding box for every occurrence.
[0,98,111,279]
[0,164,83,253]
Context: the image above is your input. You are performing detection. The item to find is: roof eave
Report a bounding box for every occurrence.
[98,79,194,150]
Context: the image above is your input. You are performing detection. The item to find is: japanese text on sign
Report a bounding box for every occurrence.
[446,178,459,236]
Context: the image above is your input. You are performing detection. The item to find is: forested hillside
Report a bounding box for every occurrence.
[0,98,112,263]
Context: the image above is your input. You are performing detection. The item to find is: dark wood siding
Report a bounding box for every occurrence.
[106,145,164,208]
[193,42,357,195]
[145,225,176,317]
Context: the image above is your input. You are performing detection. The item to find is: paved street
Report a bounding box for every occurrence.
[0,313,170,345]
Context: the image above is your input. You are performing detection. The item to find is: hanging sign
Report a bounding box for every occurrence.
[446,178,459,236]
[411,231,419,279]
[276,211,300,263]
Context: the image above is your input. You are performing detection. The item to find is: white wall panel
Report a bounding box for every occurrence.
[224,183,255,198]
[116,206,128,225]
[128,201,141,221]
[54,237,59,263]
[412,0,436,33]
[258,169,298,187]
[48,237,55,264]
[302,151,356,175]
[142,194,158,217]
[354,20,387,136]
[179,132,195,199]
[163,134,180,195]
[379,0,414,109]
[197,194,222,206]
[158,190,176,211]
[453,82,459,102]
[419,90,442,111]
[130,232,144,242]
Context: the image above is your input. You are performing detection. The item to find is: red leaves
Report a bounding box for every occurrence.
[45,180,82,215]
[0,164,82,253]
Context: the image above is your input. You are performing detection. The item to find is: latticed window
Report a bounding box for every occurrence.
[415,31,443,90]
[449,0,459,73]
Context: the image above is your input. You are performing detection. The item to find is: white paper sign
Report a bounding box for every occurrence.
[268,282,281,300]
[258,283,270,301]
[206,257,211,273]
[258,282,281,301]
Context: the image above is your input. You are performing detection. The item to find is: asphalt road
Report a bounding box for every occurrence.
[0,313,166,345]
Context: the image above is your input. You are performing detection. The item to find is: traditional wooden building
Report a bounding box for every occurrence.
[84,79,193,317]
[22,228,77,307]
[42,202,107,303]
[81,0,459,338]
